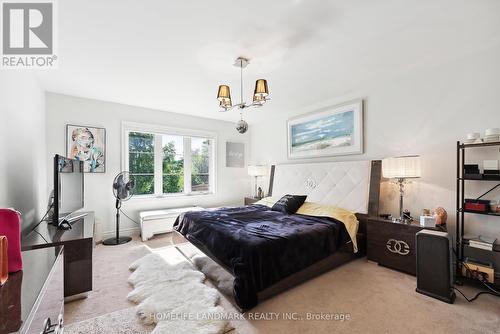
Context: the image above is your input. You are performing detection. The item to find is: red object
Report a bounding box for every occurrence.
[464,202,487,212]
[0,236,8,285]
[0,209,23,273]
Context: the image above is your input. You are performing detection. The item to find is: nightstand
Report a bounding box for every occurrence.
[366,217,440,275]
[244,197,260,205]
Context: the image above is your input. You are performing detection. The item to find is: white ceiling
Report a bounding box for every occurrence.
[36,0,500,124]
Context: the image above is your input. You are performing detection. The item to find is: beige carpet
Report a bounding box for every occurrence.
[65,234,500,334]
[65,307,154,333]
[226,260,500,334]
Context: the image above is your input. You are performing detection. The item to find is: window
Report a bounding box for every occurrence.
[124,123,215,197]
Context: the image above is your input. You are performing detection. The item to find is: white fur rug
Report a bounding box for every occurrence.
[127,249,232,334]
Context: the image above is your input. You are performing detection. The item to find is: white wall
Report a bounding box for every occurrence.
[0,73,46,235]
[250,42,500,244]
[46,93,251,237]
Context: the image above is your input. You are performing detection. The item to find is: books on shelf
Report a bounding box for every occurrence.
[464,234,497,251]
[469,241,493,251]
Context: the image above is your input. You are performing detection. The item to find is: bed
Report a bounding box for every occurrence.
[173,160,381,311]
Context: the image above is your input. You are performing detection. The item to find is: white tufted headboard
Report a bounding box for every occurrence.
[269,160,381,215]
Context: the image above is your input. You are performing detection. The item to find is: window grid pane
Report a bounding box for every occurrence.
[128,132,155,195]
[162,135,184,194]
[191,137,210,192]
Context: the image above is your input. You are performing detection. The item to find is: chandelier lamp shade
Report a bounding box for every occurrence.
[253,79,269,105]
[217,57,270,112]
[217,85,232,107]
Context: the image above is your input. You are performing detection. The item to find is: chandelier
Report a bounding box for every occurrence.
[216,57,270,133]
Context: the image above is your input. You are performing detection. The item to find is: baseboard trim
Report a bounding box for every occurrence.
[99,227,140,243]
[65,292,89,303]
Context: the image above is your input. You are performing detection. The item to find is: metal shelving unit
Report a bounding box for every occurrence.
[456,141,500,287]
[459,177,500,181]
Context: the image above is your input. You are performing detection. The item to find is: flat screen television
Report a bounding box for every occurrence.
[52,154,84,227]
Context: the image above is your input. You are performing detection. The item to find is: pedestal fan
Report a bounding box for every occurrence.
[103,172,135,246]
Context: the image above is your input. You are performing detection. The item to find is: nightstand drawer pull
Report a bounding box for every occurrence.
[386,239,410,255]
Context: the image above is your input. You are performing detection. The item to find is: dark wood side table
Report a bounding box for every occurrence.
[244,197,261,205]
[367,217,440,275]
[22,211,95,299]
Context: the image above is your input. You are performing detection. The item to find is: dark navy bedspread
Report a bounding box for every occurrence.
[173,204,349,309]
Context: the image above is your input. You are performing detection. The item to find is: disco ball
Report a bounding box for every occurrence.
[236,119,248,134]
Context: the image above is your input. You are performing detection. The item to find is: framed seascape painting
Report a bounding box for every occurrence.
[287,100,363,159]
[66,124,106,173]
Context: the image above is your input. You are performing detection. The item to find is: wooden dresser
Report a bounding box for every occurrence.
[367,217,439,275]
[0,246,64,334]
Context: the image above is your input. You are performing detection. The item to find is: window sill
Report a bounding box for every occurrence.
[130,192,215,201]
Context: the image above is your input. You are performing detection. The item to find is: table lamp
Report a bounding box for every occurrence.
[382,155,421,223]
[248,165,267,199]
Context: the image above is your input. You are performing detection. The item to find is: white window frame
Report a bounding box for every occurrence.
[122,121,217,198]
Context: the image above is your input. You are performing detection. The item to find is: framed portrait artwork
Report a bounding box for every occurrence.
[66,124,106,173]
[287,100,363,159]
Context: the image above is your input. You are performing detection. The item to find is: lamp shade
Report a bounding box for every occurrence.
[254,79,269,97]
[219,98,232,110]
[253,94,266,105]
[382,155,421,179]
[217,85,231,101]
[248,165,267,177]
